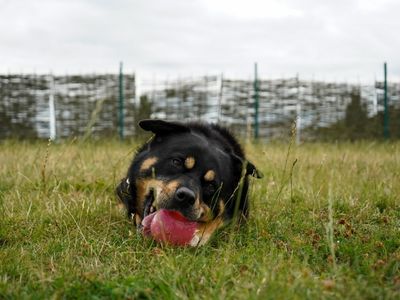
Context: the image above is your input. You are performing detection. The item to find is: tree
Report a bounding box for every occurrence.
[344,89,369,141]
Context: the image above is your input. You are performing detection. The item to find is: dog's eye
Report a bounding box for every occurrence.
[171,158,183,167]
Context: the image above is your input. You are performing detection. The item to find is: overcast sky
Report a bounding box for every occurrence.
[0,0,399,82]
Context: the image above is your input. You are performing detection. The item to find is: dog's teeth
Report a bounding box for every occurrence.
[150,206,155,213]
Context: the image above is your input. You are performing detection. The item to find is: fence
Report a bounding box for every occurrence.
[0,74,136,139]
[1,73,399,141]
[140,75,400,140]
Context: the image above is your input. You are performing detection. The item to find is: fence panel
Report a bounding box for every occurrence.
[1,73,400,141]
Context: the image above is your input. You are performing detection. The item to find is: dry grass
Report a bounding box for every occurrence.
[0,139,399,299]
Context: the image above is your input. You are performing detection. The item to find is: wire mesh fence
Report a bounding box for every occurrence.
[0,74,136,139]
[140,75,400,141]
[1,73,399,141]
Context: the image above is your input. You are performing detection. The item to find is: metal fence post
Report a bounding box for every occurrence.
[383,62,390,139]
[217,73,223,123]
[119,62,124,140]
[49,74,56,140]
[253,63,259,139]
[296,74,301,144]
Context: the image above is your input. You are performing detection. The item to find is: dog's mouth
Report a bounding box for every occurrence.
[136,189,157,232]
[143,189,157,219]
[139,189,200,246]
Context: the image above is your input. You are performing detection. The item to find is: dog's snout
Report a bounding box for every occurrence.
[175,187,196,205]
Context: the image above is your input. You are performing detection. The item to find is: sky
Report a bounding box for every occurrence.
[0,0,399,82]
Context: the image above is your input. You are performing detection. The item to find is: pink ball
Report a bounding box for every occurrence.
[142,209,198,246]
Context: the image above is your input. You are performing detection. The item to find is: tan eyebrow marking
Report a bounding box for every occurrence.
[140,157,158,171]
[204,170,215,181]
[185,156,195,169]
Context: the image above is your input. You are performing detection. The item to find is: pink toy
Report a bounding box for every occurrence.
[142,209,198,246]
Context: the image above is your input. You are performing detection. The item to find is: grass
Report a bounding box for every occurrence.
[0,139,399,299]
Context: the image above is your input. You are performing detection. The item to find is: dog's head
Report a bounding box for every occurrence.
[117,119,262,227]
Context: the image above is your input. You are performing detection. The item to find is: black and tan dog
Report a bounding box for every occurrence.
[116,119,262,246]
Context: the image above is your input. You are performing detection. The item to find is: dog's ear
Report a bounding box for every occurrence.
[231,153,263,178]
[139,119,190,135]
[246,160,263,178]
[116,177,134,210]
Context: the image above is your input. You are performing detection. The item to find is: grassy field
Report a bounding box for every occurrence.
[0,140,399,299]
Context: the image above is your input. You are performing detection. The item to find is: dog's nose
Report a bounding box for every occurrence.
[175,187,196,205]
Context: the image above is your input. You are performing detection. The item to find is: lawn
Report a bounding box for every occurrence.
[0,140,399,299]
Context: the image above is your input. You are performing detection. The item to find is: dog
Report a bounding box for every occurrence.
[116,119,262,246]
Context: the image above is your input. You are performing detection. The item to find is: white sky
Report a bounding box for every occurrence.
[0,0,399,82]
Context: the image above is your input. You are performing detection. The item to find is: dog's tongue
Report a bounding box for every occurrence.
[142,209,197,246]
